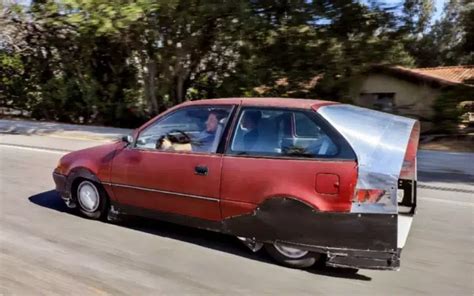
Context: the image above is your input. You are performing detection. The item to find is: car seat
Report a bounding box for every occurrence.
[210,118,227,153]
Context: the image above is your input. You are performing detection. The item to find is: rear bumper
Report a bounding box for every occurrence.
[279,241,403,270]
[326,214,414,270]
[325,248,402,270]
[52,172,76,208]
[276,210,414,270]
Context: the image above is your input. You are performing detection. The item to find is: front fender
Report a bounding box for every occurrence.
[60,141,122,187]
[66,167,102,194]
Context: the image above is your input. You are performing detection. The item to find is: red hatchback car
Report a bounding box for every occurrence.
[53,98,419,270]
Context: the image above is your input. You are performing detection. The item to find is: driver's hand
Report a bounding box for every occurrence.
[160,138,173,150]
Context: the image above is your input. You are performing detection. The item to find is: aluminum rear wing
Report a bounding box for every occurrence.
[318,104,420,215]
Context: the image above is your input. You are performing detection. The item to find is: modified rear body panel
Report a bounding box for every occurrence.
[222,198,399,270]
[316,104,420,268]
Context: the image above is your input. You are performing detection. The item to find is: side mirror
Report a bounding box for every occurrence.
[121,135,133,144]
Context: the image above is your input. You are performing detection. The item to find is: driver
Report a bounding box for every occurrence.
[194,109,228,152]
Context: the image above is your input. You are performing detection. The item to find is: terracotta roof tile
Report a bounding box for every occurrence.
[392,65,474,86]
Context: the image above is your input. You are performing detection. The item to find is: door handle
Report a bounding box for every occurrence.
[194,165,208,176]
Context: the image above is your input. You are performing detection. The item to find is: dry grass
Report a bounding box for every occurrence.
[420,138,474,152]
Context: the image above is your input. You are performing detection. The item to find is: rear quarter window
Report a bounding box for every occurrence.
[295,112,320,137]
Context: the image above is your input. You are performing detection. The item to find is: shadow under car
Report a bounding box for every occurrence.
[28,190,371,281]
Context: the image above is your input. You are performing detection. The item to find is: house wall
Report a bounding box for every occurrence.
[349,73,441,122]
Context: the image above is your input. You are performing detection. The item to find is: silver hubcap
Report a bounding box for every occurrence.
[77,181,100,212]
[274,242,309,259]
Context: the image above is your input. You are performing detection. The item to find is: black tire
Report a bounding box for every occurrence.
[338,267,359,274]
[265,243,320,269]
[74,179,109,220]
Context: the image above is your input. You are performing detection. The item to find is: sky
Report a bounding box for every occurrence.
[382,0,446,21]
[432,0,446,20]
[13,0,447,22]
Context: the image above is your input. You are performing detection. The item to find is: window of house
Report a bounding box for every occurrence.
[360,92,396,113]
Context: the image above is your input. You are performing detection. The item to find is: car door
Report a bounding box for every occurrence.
[110,105,234,221]
[219,107,358,219]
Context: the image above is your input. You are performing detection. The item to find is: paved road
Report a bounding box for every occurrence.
[0,135,473,295]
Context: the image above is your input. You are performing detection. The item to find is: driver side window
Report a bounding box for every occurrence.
[135,106,232,154]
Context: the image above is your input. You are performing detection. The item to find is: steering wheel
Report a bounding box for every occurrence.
[156,129,191,149]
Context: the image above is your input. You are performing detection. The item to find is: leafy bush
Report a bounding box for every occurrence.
[433,86,474,133]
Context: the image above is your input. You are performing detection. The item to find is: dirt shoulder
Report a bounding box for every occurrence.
[420,136,474,153]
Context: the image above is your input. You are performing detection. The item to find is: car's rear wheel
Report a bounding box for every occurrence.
[338,267,359,274]
[265,242,320,268]
[75,179,108,220]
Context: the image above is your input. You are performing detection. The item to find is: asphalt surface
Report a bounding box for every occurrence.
[1,135,473,295]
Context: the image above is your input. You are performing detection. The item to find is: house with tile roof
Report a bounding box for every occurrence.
[349,65,473,131]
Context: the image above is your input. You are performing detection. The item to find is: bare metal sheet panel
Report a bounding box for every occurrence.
[397,214,414,248]
[318,104,418,213]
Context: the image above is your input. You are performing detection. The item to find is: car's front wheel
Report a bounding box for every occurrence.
[75,179,108,220]
[265,242,320,268]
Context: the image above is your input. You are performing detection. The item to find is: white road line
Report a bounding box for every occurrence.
[46,133,114,142]
[418,183,474,194]
[419,197,474,207]
[0,144,68,155]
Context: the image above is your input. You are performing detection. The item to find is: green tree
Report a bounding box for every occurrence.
[217,0,414,100]
[1,0,468,128]
[402,0,435,34]
[406,0,473,66]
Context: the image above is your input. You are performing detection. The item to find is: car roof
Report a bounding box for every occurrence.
[180,97,338,110]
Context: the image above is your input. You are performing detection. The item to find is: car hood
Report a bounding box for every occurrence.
[59,141,124,176]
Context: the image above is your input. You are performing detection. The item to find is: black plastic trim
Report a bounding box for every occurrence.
[398,179,417,214]
[52,172,67,195]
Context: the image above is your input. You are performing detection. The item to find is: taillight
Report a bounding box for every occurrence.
[354,189,386,203]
